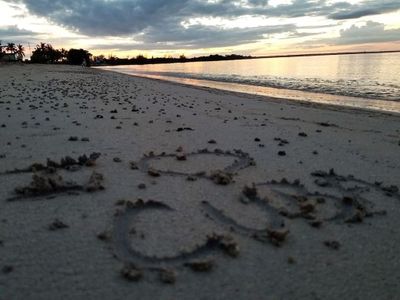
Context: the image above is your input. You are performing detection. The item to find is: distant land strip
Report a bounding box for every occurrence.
[256,50,400,60]
[95,49,400,66]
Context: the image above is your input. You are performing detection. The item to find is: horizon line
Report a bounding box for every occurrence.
[254,49,400,60]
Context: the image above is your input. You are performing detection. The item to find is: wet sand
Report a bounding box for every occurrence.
[1,64,399,300]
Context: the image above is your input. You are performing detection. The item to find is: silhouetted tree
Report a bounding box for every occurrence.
[6,42,16,54]
[31,43,62,63]
[66,48,92,66]
[31,43,49,63]
[135,54,148,65]
[91,52,251,66]
[16,44,25,61]
[179,54,186,62]
[60,48,68,62]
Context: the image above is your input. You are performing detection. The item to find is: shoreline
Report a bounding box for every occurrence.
[1,64,399,300]
[96,67,400,117]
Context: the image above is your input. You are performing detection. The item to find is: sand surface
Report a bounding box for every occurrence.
[0,64,399,300]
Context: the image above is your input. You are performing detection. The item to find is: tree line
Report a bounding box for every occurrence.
[0,41,91,66]
[94,53,252,66]
[29,43,91,66]
[1,41,252,66]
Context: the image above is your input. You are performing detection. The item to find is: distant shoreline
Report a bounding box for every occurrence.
[95,50,400,67]
[256,49,400,60]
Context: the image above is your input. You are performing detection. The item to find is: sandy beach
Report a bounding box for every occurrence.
[1,63,400,300]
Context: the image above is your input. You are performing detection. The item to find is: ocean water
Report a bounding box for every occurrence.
[100,52,400,113]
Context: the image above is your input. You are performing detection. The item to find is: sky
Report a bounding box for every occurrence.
[0,0,399,58]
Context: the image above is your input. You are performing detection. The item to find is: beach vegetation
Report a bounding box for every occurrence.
[66,48,92,66]
[6,42,16,54]
[1,39,249,66]
[0,41,18,62]
[16,44,25,61]
[29,42,91,66]
[31,43,62,64]
[0,41,5,58]
[91,53,251,66]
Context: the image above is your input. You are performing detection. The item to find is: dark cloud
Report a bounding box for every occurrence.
[5,0,302,48]
[0,25,32,36]
[141,24,296,48]
[0,25,38,43]
[6,0,290,36]
[4,0,400,49]
[335,21,400,45]
[90,24,295,51]
[329,1,400,20]
[306,21,400,46]
[286,31,323,39]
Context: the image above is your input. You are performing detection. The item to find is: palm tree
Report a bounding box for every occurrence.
[6,42,16,54]
[60,48,68,62]
[16,44,25,61]
[35,42,47,56]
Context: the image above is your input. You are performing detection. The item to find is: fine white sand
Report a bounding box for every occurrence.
[1,64,399,300]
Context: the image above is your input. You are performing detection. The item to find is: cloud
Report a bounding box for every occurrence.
[306,21,400,46]
[0,25,38,43]
[328,0,400,20]
[286,31,324,39]
[141,24,296,48]
[89,23,295,51]
[335,21,400,45]
[5,0,293,35]
[3,0,400,50]
[3,0,301,48]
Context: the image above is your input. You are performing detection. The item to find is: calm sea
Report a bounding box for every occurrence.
[100,52,400,113]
